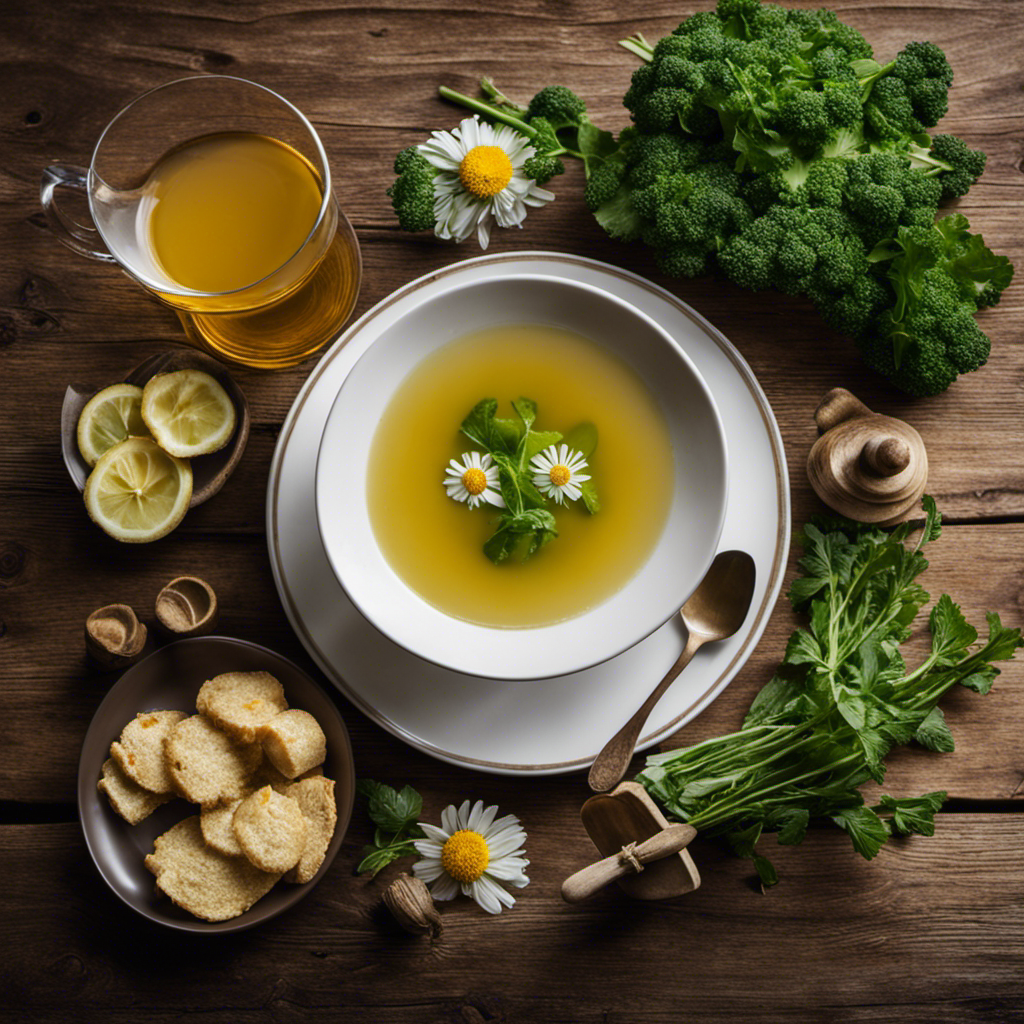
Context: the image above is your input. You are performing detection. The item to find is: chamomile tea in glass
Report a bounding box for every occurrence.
[41,76,361,369]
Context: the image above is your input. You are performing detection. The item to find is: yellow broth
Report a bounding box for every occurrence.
[367,324,675,629]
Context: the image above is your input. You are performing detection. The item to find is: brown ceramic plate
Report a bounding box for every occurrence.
[78,636,355,933]
[61,349,250,507]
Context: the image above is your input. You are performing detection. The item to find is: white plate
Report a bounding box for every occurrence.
[266,253,790,776]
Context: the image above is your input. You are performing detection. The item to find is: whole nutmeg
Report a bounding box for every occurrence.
[382,873,442,938]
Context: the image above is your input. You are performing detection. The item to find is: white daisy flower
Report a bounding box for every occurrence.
[530,443,591,505]
[443,451,505,509]
[418,116,555,249]
[412,799,530,915]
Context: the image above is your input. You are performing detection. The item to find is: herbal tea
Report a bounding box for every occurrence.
[143,132,360,368]
[367,324,675,628]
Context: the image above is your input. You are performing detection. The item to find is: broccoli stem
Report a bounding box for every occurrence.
[438,86,536,138]
[619,32,654,63]
[437,85,582,161]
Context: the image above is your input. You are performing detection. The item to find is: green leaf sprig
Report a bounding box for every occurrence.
[638,497,1023,887]
[355,779,426,876]
[459,397,599,564]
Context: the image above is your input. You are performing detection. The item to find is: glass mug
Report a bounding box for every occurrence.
[40,76,361,369]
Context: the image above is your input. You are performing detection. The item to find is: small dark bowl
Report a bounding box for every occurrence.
[78,636,355,933]
[61,350,250,507]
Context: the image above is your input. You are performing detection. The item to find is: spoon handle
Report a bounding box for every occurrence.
[588,629,705,793]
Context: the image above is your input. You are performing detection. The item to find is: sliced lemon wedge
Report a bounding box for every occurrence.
[84,437,192,543]
[77,383,151,467]
[141,370,237,458]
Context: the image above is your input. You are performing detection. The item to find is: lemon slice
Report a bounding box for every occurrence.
[141,370,237,458]
[84,437,192,543]
[77,383,152,467]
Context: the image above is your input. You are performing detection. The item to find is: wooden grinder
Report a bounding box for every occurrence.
[807,388,928,526]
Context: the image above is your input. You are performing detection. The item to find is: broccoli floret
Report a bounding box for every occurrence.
[862,41,953,139]
[386,146,436,232]
[927,133,987,199]
[526,85,588,129]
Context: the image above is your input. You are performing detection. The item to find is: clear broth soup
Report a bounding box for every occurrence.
[367,324,675,628]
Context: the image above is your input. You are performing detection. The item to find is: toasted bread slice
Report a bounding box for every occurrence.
[110,709,188,794]
[280,776,337,884]
[257,710,326,780]
[97,757,174,825]
[145,816,280,922]
[165,714,262,808]
[232,785,308,873]
[196,671,288,744]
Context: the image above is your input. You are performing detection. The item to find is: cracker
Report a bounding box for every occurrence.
[97,757,174,825]
[145,816,280,922]
[258,710,326,780]
[232,785,308,873]
[165,714,262,808]
[110,709,188,794]
[200,792,250,856]
[196,671,288,744]
[280,776,337,884]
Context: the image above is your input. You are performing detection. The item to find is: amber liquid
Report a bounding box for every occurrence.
[146,132,360,369]
[367,325,675,628]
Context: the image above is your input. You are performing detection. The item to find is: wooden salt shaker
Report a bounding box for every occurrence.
[807,388,928,526]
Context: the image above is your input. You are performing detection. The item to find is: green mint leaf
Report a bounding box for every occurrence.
[517,475,550,510]
[876,792,946,836]
[752,852,779,888]
[928,595,978,667]
[508,508,557,534]
[726,821,763,859]
[580,480,601,514]
[511,397,537,431]
[914,706,955,752]
[356,844,403,876]
[492,416,524,452]
[959,668,997,694]
[523,430,562,463]
[359,780,422,834]
[766,807,809,846]
[783,628,824,667]
[484,524,515,564]
[562,421,599,458]
[831,805,889,860]
[460,398,498,452]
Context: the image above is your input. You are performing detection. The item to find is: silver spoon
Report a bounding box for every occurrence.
[587,550,757,793]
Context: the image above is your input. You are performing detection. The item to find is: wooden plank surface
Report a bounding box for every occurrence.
[1,1,1023,1022]
[1,816,1023,1023]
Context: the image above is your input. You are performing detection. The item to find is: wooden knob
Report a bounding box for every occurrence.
[807,388,928,526]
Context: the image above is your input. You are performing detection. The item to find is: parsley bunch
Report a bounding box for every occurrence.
[639,497,1022,885]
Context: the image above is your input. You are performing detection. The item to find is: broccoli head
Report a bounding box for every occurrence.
[387,146,436,232]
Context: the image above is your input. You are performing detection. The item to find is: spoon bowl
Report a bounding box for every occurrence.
[588,549,757,793]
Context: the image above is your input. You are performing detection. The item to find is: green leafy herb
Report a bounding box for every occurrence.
[458,398,600,564]
[638,497,1022,887]
[355,779,425,876]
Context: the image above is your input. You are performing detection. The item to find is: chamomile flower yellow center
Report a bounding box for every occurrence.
[548,464,571,487]
[459,145,514,198]
[440,829,490,883]
[461,467,488,495]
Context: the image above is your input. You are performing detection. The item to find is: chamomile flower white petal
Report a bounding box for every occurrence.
[418,116,554,249]
[530,443,591,505]
[412,799,530,915]
[443,451,505,509]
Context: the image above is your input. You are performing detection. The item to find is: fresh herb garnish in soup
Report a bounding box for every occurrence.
[366,324,674,628]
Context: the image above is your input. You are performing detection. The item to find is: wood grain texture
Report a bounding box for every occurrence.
[1,817,1023,1023]
[1,1,1023,1021]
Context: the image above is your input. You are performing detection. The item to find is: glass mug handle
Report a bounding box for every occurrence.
[40,164,118,263]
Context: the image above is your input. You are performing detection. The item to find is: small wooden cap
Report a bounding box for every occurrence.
[85,603,147,670]
[807,388,928,526]
[155,576,218,638]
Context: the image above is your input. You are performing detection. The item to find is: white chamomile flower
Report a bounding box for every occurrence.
[418,116,555,249]
[443,451,505,509]
[530,443,590,504]
[413,800,530,915]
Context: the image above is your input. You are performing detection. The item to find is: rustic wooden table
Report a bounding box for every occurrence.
[2,1,1022,1021]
